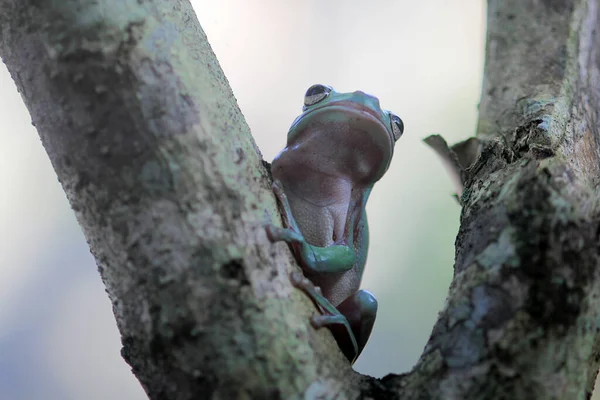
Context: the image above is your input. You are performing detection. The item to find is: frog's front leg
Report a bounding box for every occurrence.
[266,180,355,274]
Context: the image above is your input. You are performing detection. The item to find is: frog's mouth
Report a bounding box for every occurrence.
[291,101,394,144]
[287,101,395,183]
[290,101,394,147]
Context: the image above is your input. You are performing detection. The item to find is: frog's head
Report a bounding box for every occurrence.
[286,84,404,183]
[300,84,404,140]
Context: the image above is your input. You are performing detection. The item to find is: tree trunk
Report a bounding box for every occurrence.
[1,0,599,399]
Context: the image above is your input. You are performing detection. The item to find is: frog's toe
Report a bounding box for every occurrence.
[265,224,277,242]
[310,314,348,328]
[290,271,306,286]
[266,225,304,243]
[290,271,317,291]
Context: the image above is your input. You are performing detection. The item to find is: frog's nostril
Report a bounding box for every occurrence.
[353,91,380,107]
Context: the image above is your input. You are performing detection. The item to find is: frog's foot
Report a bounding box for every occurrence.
[265,224,305,244]
[290,271,324,298]
[290,271,359,362]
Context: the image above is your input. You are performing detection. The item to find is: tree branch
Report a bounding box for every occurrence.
[387,0,600,398]
[2,0,600,399]
[0,0,359,398]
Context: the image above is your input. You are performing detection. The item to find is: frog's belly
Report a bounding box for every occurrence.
[286,183,351,247]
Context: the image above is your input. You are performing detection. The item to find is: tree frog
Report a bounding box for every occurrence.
[267,84,404,363]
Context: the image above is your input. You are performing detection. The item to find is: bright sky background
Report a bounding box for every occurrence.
[0,1,544,398]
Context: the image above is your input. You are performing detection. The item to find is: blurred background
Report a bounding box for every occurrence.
[0,0,527,398]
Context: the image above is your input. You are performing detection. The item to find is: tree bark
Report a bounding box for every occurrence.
[403,0,600,398]
[1,0,599,400]
[0,1,357,398]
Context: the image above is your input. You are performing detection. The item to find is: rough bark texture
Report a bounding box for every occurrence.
[1,0,600,399]
[382,0,600,399]
[0,1,358,399]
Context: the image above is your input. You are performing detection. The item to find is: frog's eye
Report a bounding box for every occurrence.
[304,84,333,107]
[389,113,404,141]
